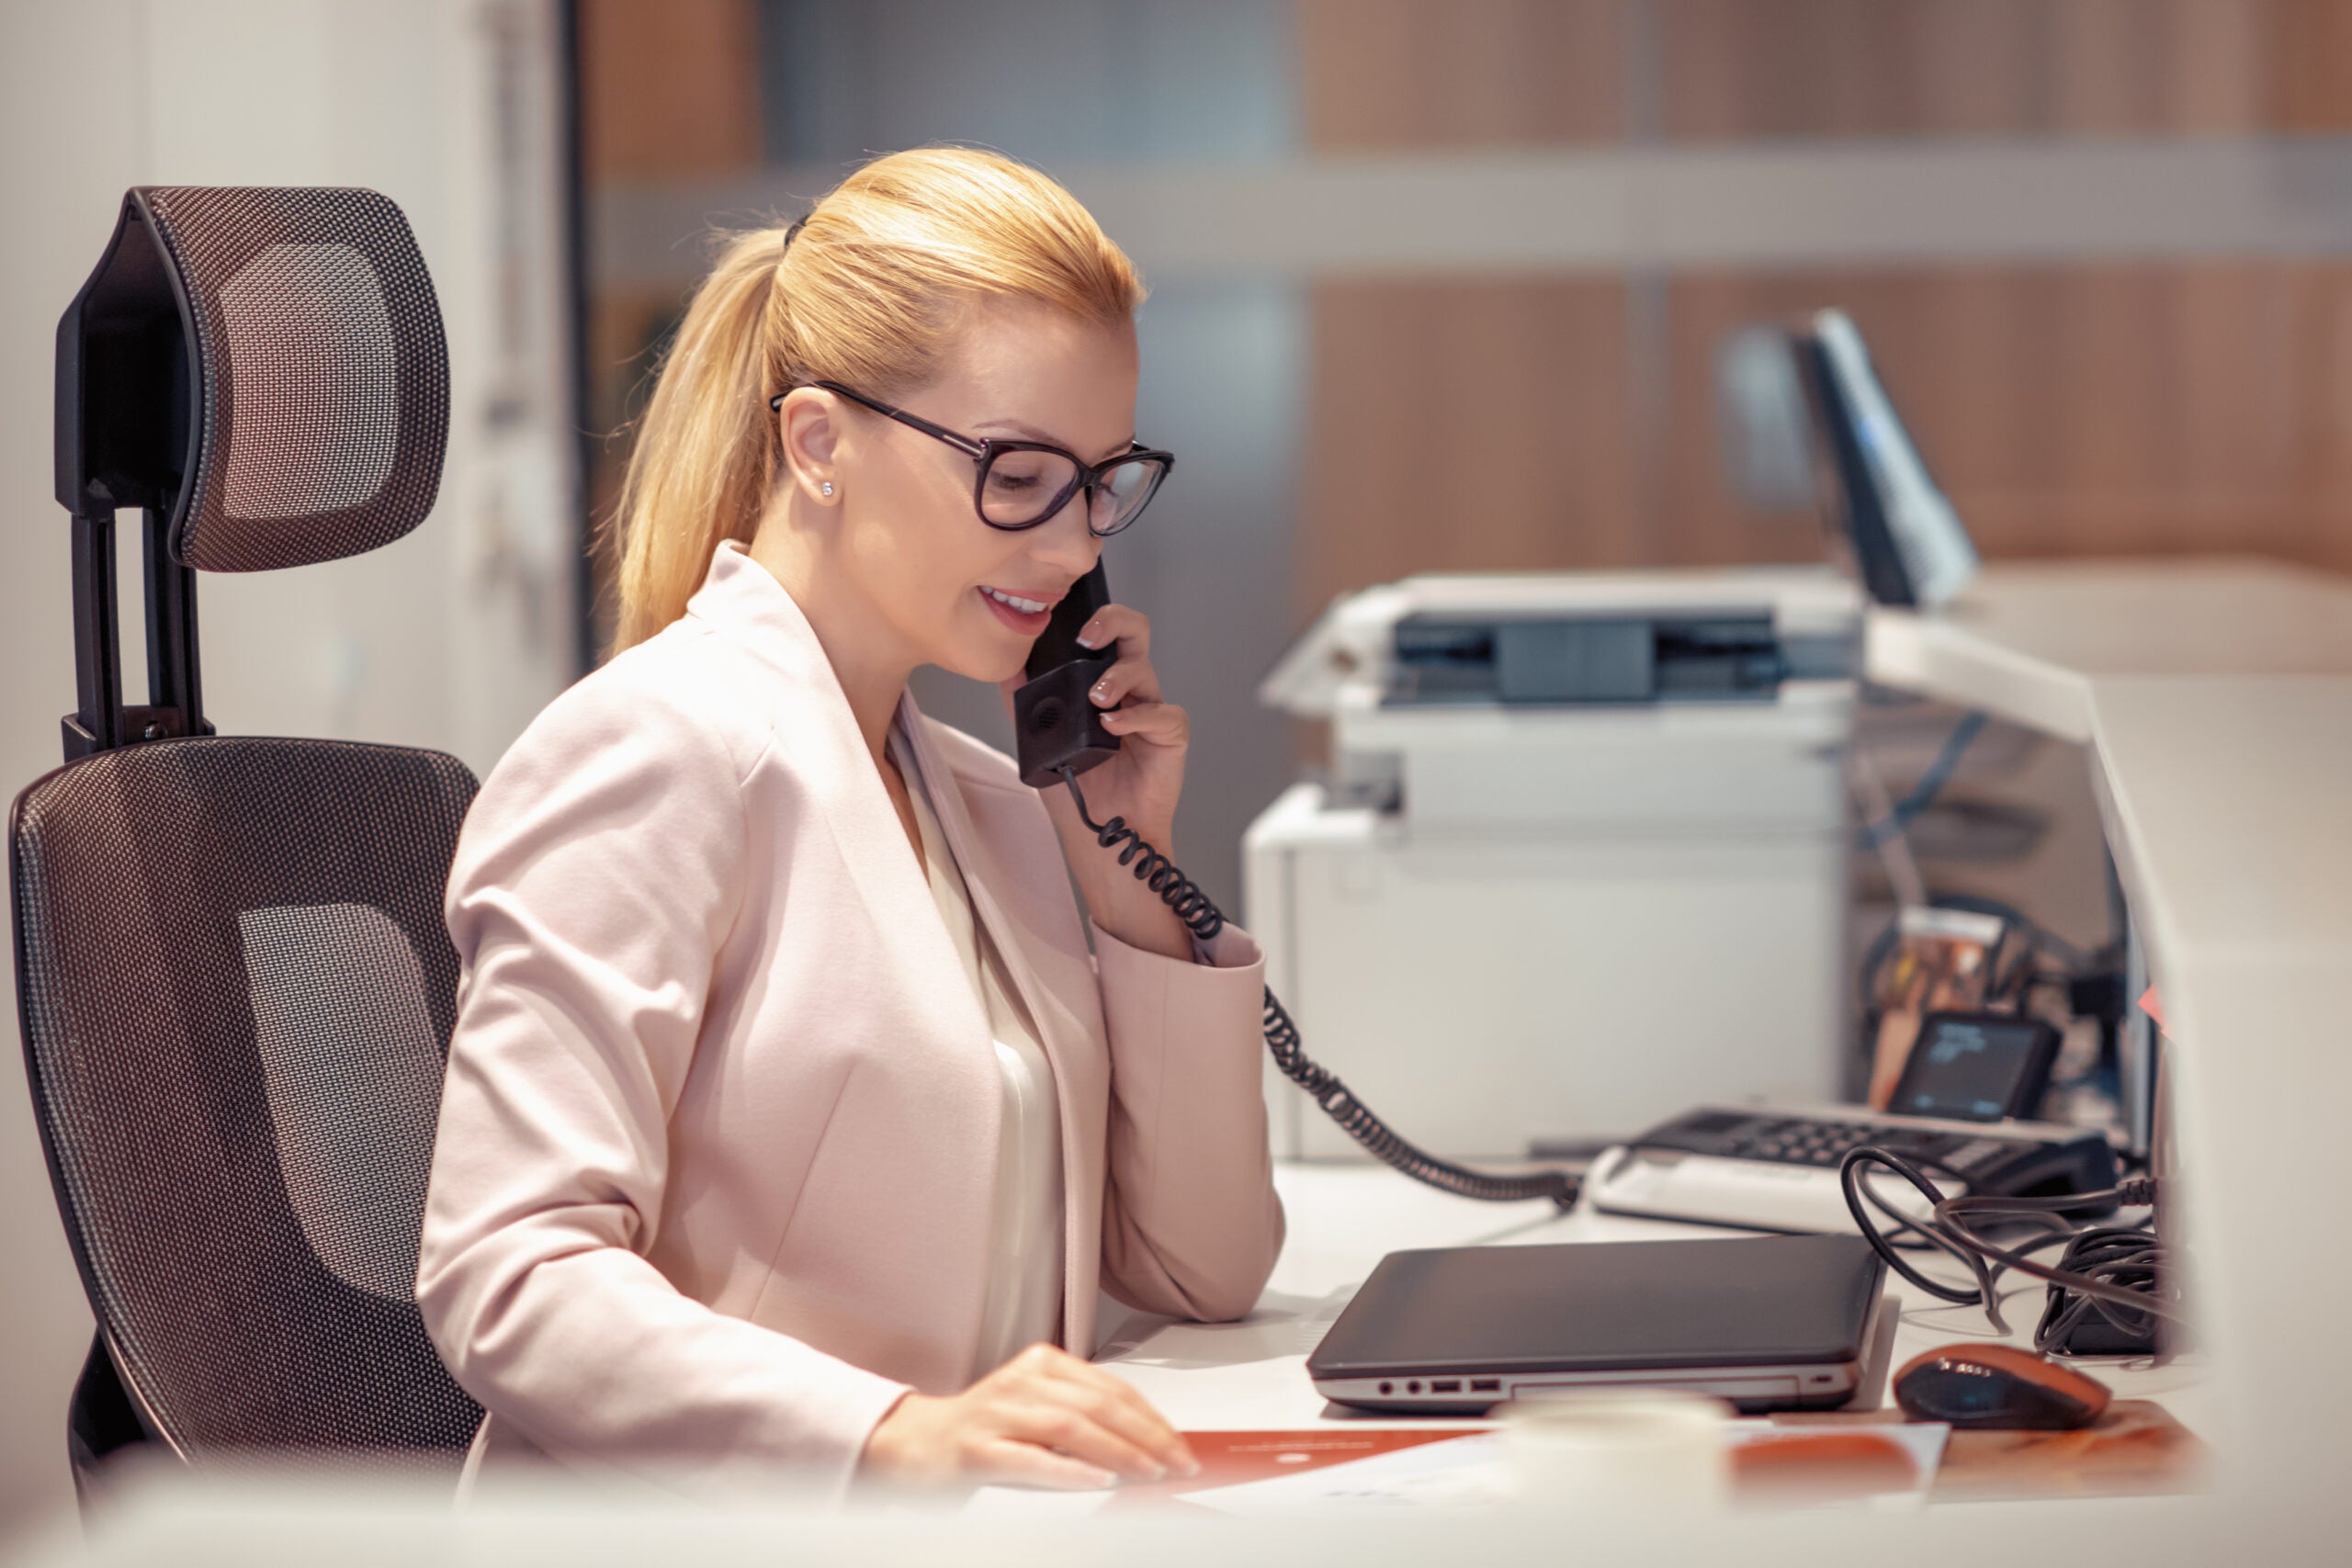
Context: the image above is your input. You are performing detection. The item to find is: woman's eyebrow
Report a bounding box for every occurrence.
[976,418,1138,462]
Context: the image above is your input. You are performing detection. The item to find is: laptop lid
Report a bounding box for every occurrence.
[1307,1234,1885,1382]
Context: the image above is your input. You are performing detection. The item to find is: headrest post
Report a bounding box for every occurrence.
[63,511,124,760]
[138,505,207,742]
[58,505,209,762]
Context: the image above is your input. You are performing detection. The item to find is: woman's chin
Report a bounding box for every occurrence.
[932,641,1031,687]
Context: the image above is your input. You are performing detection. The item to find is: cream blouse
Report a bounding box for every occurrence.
[886,715,1066,1382]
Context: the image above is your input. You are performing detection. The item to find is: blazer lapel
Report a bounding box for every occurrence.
[690,546,990,1047]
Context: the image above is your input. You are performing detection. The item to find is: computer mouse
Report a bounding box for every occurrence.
[1892,1343,2112,1430]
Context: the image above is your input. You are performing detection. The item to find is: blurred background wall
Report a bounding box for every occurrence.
[576,0,2352,916]
[3,0,2349,1544]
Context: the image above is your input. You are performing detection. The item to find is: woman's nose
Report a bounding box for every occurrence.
[1028,502,1102,574]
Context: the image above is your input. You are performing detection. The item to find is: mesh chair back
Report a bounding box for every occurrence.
[134,186,448,572]
[12,737,483,1465]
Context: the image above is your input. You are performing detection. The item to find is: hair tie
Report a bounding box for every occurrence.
[782,212,809,254]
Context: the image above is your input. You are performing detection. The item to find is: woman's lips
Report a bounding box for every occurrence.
[977,585,1052,635]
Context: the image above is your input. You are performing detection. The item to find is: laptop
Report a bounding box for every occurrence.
[1306,1233,1887,1415]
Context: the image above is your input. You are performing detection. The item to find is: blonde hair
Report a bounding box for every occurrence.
[605,146,1148,652]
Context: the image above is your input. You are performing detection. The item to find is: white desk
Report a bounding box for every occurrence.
[1091,1161,2212,1446]
[2076,674,2352,1508]
[1865,557,2352,742]
[20,1168,2259,1568]
[1864,558,2352,1516]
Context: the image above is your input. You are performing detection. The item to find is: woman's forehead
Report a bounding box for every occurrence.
[929,298,1137,446]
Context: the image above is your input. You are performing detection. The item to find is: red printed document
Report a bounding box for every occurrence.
[1103,1428,1482,1510]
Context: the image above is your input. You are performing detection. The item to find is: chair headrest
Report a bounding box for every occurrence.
[57,186,449,572]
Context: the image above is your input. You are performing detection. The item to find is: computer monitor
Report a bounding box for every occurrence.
[1795,309,1980,609]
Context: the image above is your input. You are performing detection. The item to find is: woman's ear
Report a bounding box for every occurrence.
[778,388,843,505]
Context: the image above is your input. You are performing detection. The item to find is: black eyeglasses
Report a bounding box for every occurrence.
[771,379,1174,536]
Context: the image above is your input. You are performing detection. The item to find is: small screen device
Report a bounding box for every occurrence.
[1888,1011,2062,1123]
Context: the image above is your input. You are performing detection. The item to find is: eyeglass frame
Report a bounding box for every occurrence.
[769,379,1175,536]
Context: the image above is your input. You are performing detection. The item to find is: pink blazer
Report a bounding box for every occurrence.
[414,540,1285,1495]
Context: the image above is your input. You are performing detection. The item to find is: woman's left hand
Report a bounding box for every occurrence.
[997,601,1196,962]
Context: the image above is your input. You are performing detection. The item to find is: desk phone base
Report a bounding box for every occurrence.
[1588,1103,2120,1235]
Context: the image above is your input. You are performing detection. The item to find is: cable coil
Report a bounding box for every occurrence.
[1060,765,1577,1211]
[1838,1144,2178,1352]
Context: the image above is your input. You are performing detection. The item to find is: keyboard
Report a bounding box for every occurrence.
[1586,1103,2120,1235]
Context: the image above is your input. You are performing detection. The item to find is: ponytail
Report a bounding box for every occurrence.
[607,230,787,653]
[605,147,1146,654]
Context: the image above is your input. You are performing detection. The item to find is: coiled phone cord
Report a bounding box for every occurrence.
[1059,765,1580,1212]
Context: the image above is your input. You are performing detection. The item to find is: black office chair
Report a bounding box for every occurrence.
[13,186,485,1503]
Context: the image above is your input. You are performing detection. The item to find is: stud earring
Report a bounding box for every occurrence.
[820,481,835,497]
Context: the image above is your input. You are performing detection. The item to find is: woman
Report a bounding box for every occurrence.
[415,147,1284,1499]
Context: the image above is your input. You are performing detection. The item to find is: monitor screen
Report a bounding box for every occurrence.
[1797,310,1980,609]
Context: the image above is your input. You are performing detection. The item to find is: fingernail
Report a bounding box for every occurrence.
[1076,627,1102,648]
[1091,679,1111,702]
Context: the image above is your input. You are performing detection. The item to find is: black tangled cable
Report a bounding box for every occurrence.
[1838,1145,2180,1353]
[1058,764,1579,1211]
[2035,1229,2167,1355]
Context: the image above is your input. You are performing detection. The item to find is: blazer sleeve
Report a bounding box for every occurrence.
[415,675,910,1497]
[1090,919,1287,1323]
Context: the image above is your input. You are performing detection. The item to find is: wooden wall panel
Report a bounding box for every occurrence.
[579,0,763,183]
[1298,0,2352,149]
[2268,0,2352,129]
[1659,0,2352,139]
[1296,0,1623,150]
[1661,265,2352,574]
[1301,265,2352,623]
[1298,278,1637,622]
[577,0,763,643]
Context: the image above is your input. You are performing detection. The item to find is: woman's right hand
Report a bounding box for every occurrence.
[857,1342,1201,1491]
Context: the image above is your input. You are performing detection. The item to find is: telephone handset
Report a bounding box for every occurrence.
[1012,559,1121,788]
[1013,564,1577,1211]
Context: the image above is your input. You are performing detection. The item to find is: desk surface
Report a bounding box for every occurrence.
[2080,673,2352,1491]
[1865,557,2352,741]
[1091,1162,2214,1444]
[2086,673,2352,965]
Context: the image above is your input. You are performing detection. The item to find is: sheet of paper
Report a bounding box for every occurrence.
[1179,1432,1509,1516]
[1175,1420,1951,1517]
[964,1427,1477,1518]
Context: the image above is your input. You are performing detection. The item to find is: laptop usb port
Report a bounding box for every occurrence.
[1469,1379,1501,1393]
[1429,1380,1461,1393]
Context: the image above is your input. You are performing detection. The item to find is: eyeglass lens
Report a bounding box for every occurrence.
[979,448,1167,533]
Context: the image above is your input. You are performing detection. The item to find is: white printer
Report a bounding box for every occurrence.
[1243,568,1862,1160]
